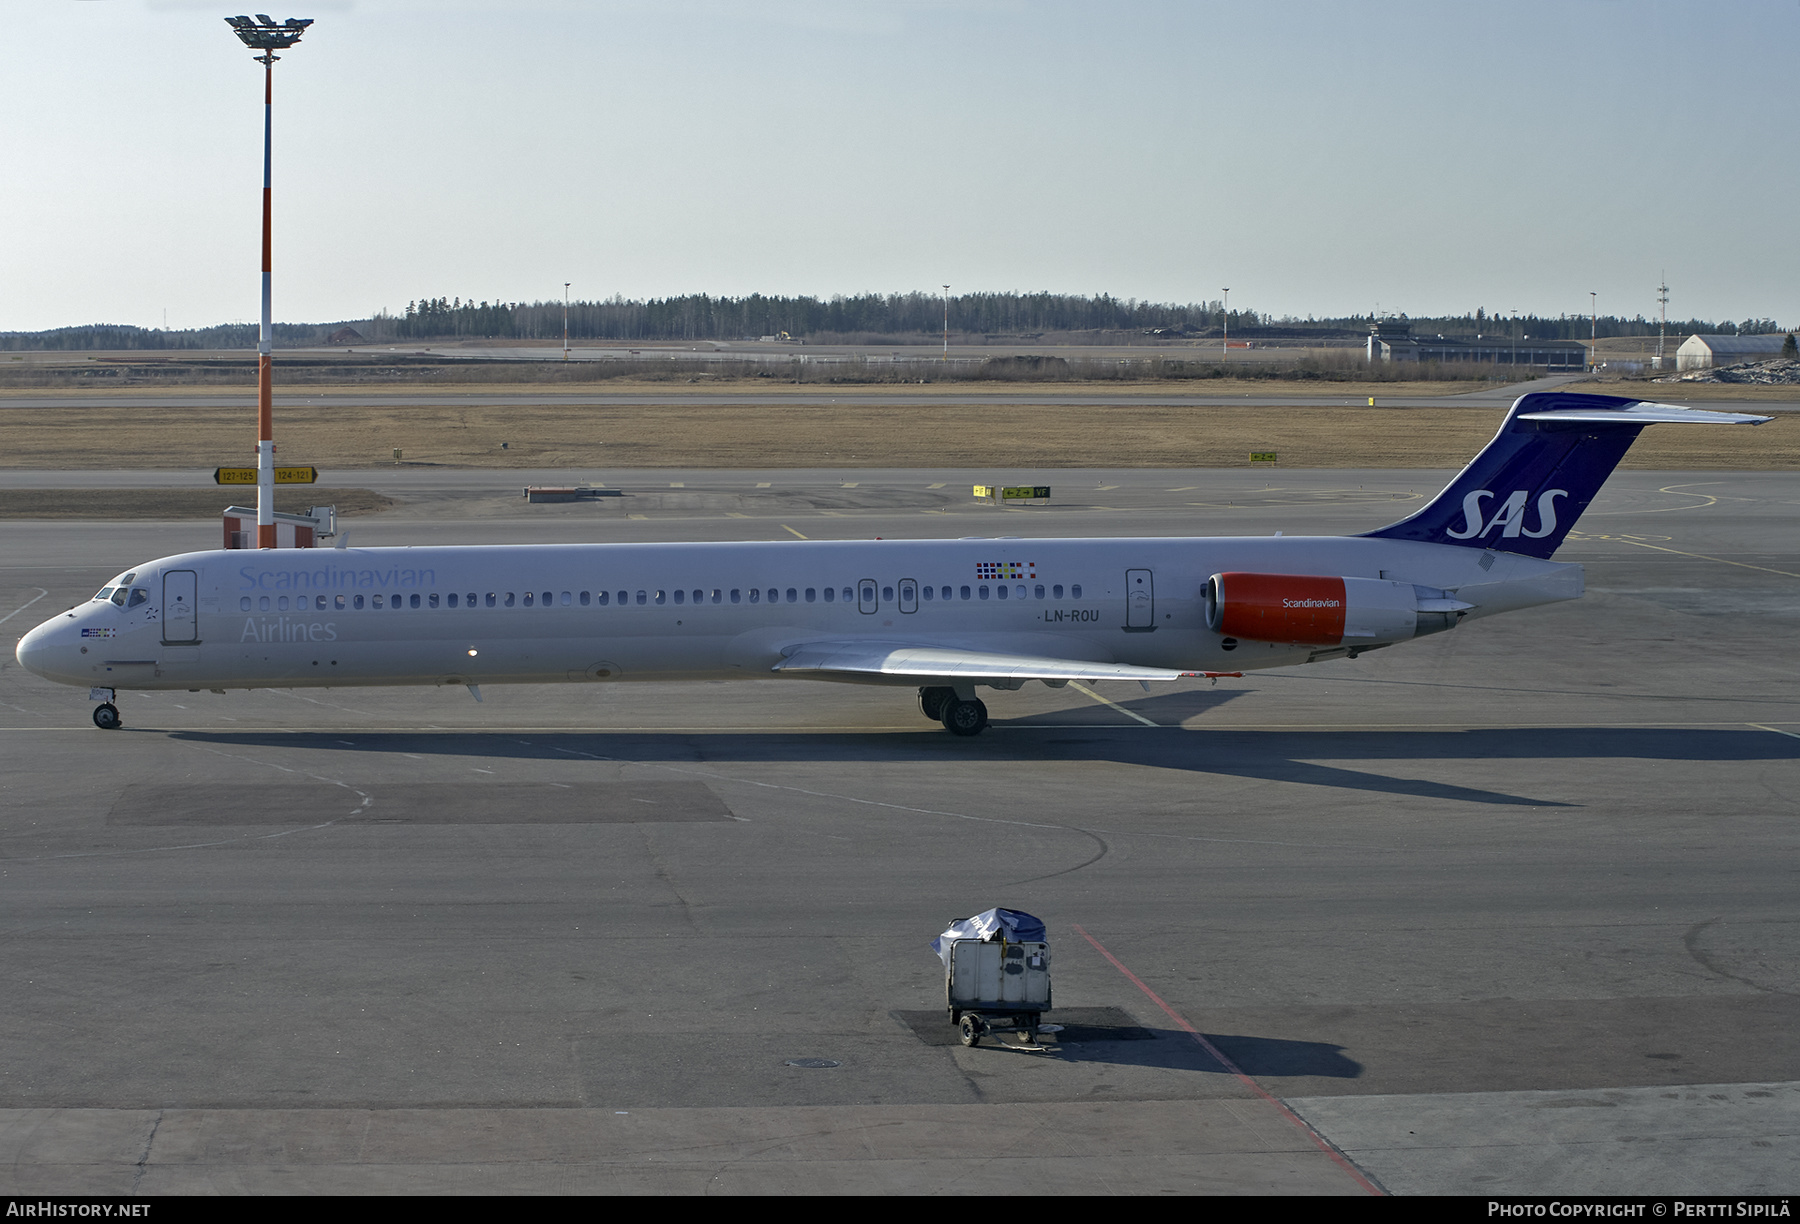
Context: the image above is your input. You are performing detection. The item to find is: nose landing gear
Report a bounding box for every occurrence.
[93,703,122,730]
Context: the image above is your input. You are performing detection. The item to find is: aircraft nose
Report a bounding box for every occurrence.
[16,617,71,681]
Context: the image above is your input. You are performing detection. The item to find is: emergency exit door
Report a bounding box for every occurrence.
[1124,568,1155,631]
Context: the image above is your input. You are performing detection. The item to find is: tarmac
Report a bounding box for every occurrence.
[2,468,1796,1195]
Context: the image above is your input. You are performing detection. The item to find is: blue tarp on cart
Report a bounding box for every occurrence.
[930,908,1047,966]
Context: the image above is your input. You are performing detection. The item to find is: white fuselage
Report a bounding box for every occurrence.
[16,534,1581,694]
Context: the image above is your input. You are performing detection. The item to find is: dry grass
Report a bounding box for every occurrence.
[0,400,1790,470]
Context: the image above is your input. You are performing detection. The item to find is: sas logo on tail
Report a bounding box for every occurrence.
[1447,489,1568,540]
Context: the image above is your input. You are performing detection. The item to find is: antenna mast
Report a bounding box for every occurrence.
[1656,273,1670,369]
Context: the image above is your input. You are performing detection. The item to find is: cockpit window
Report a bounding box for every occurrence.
[119,573,136,586]
[95,587,114,601]
[111,589,128,606]
[126,588,149,608]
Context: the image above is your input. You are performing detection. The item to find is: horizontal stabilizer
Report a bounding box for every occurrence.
[1517,401,1771,426]
[774,641,1185,682]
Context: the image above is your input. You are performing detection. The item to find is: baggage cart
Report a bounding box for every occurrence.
[945,936,1051,1047]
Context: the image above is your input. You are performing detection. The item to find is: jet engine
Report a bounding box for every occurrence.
[1203,572,1471,646]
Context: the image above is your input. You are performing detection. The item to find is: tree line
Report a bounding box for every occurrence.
[2,291,1788,350]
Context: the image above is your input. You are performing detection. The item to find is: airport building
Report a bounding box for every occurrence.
[1366,320,1587,368]
[1675,333,1789,371]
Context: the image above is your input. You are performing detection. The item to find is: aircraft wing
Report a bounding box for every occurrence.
[772,641,1189,682]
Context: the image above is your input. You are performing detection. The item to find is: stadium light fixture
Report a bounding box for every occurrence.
[223,14,313,547]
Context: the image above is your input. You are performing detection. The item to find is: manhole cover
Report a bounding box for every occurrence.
[784,1058,840,1069]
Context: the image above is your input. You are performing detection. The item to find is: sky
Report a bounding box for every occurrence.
[3,0,1796,332]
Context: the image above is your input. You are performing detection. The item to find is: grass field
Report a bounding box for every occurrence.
[0,397,1788,471]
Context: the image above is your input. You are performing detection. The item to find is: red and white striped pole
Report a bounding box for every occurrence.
[225,17,311,548]
[256,54,276,548]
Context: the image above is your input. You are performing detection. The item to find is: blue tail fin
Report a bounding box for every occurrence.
[1362,392,1770,559]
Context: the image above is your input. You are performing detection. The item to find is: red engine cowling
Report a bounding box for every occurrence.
[1204,572,1459,646]
[1206,572,1348,644]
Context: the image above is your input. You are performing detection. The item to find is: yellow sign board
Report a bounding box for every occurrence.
[1001,486,1051,500]
[214,466,318,485]
[1248,452,1278,464]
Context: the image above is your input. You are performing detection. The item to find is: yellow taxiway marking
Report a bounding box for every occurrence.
[1570,532,1800,579]
[755,482,772,488]
[668,482,685,488]
[1068,681,1158,727]
[841,482,860,488]
[782,524,809,539]
[725,512,749,518]
[927,482,946,489]
[628,514,648,520]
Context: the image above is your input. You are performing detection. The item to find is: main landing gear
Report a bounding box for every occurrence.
[919,686,989,737]
[93,703,122,730]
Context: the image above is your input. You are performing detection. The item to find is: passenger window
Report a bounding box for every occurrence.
[673,589,685,605]
[1072,584,1082,599]
[805,588,816,603]
[281,595,293,612]
[786,588,798,603]
[523,592,534,606]
[579,591,589,606]
[542,591,552,606]
[486,593,497,607]
[711,589,722,604]
[597,590,609,605]
[392,594,403,609]
[882,586,893,601]
[1034,584,1044,599]
[1015,585,1027,600]
[730,589,741,604]
[337,594,347,609]
[655,590,666,605]
[1053,584,1063,598]
[995,585,1006,600]
[979,585,989,600]
[504,592,515,607]
[239,596,251,611]
[561,591,571,606]
[823,587,835,603]
[960,586,970,600]
[618,591,629,606]
[749,588,760,604]
[354,594,365,609]
[446,593,457,608]
[428,593,439,609]
[767,588,778,603]
[466,593,476,607]
[843,587,854,602]
[373,594,384,609]
[922,586,933,601]
[636,591,646,605]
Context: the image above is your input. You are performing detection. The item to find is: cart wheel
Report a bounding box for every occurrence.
[959,1013,981,1047]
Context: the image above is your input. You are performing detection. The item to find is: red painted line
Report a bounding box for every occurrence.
[1071,922,1385,1196]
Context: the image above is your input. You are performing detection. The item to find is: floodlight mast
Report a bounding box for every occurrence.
[224,15,313,547]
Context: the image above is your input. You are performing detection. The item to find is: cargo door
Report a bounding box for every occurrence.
[1125,568,1155,631]
[162,570,198,643]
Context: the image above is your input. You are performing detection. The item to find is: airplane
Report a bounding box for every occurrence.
[14,391,1769,736]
